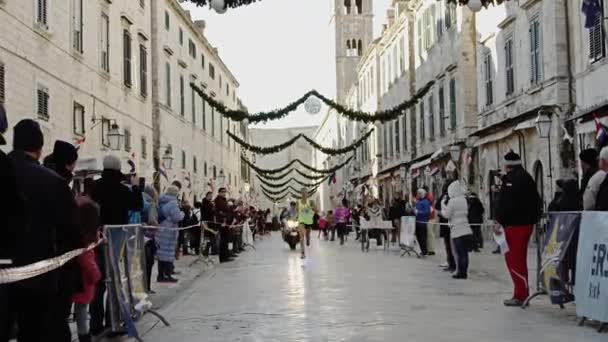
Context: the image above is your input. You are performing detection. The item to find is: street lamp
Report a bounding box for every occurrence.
[162,147,174,170]
[450,144,462,162]
[107,123,123,151]
[244,182,251,193]
[217,169,226,188]
[535,110,554,194]
[535,111,552,138]
[467,0,483,12]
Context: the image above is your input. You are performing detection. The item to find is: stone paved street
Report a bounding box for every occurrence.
[139,234,604,342]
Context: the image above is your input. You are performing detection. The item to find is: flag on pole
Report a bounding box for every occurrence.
[594,114,608,147]
[74,136,86,150]
[582,0,602,29]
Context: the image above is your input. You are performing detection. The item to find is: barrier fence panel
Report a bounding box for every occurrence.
[575,211,608,327]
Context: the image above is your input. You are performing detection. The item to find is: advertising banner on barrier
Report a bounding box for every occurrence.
[575,212,608,323]
[541,213,580,305]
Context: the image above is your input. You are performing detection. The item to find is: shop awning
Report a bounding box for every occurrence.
[473,129,515,147]
[514,118,537,131]
[410,156,433,170]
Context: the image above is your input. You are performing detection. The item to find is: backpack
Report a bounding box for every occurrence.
[596,174,608,211]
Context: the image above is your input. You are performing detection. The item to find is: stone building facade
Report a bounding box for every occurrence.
[0,0,248,202]
[150,0,245,201]
[0,0,153,178]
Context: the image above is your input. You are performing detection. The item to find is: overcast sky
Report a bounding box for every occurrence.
[181,0,389,129]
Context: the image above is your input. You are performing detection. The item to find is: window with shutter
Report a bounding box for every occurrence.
[140,44,147,97]
[589,2,605,63]
[424,9,431,50]
[37,86,49,120]
[179,28,183,45]
[387,122,393,158]
[417,19,423,56]
[445,3,456,29]
[202,99,207,130]
[165,62,171,107]
[193,156,198,173]
[484,53,493,105]
[0,63,4,105]
[399,37,405,74]
[439,86,445,136]
[436,1,443,40]
[211,106,215,136]
[165,11,170,30]
[191,86,196,123]
[419,101,425,141]
[449,78,456,130]
[73,102,85,136]
[529,18,542,85]
[124,129,131,152]
[123,30,132,87]
[101,118,110,147]
[395,119,400,154]
[383,124,388,159]
[428,94,435,139]
[505,37,515,95]
[37,0,48,28]
[73,0,83,53]
[402,111,407,152]
[141,136,147,159]
[181,150,186,169]
[180,75,185,116]
[101,13,110,72]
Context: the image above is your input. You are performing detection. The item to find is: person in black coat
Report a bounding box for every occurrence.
[0,107,27,342]
[89,155,139,336]
[495,151,542,307]
[467,192,485,252]
[389,193,407,243]
[201,192,217,255]
[548,179,583,212]
[579,148,599,197]
[435,184,455,272]
[214,188,233,262]
[5,119,80,342]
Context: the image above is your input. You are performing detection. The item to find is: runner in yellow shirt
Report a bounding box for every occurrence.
[297,188,316,259]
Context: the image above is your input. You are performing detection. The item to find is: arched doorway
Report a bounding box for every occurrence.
[533,161,545,209]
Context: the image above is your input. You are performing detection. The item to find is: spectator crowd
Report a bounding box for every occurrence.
[0,110,266,342]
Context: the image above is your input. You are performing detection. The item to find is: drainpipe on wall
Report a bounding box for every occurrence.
[151,0,162,193]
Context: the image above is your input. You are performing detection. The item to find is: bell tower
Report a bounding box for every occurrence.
[334,0,373,105]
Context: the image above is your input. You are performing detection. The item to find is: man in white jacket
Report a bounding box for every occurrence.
[583,147,608,210]
[441,180,473,279]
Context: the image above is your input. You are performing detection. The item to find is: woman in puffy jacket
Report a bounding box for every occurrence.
[441,180,473,279]
[155,185,185,283]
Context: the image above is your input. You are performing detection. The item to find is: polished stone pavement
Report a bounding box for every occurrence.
[139,233,605,342]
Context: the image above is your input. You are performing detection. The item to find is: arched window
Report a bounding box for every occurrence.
[355,0,362,14]
[347,40,351,50]
[344,0,351,15]
[357,39,363,56]
[213,166,217,179]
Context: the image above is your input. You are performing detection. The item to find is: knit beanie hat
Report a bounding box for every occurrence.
[165,185,180,198]
[579,148,598,165]
[52,140,78,166]
[13,119,44,152]
[102,154,121,171]
[504,150,522,166]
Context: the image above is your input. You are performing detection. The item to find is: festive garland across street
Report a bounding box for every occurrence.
[261,186,320,203]
[228,129,373,155]
[191,82,433,124]
[241,156,353,176]
[256,174,329,189]
[256,169,295,181]
[260,185,302,196]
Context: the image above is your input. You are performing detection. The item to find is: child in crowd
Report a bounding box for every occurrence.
[318,211,328,239]
[72,194,102,342]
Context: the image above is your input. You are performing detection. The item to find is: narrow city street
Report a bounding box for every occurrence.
[140,234,603,342]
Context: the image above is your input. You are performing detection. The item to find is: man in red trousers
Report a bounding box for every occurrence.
[495,151,542,307]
